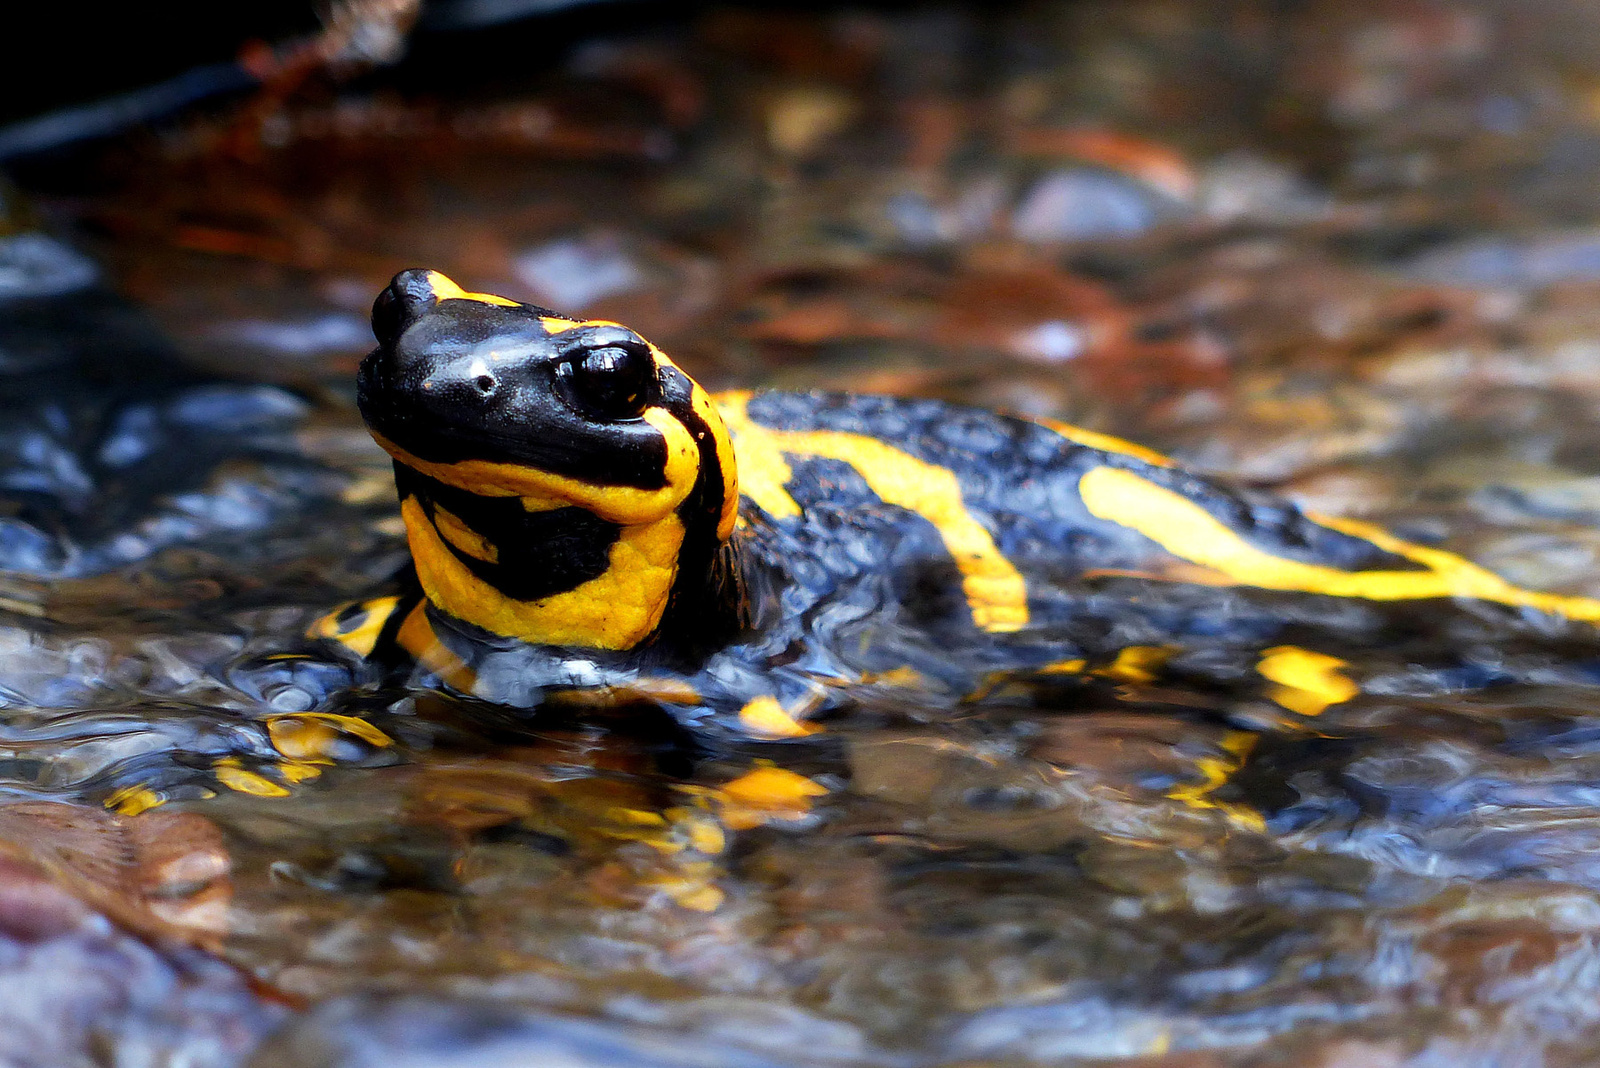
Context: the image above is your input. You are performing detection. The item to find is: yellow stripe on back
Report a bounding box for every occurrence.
[1078,465,1600,620]
[717,392,1028,633]
[540,317,626,333]
[1030,415,1175,468]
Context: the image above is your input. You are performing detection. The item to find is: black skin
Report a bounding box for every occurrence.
[358,269,742,660]
[187,271,1600,819]
[359,270,676,488]
[347,272,1600,724]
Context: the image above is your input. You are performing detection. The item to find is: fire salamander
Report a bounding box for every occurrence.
[303,268,1600,751]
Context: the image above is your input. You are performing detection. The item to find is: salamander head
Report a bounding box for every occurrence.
[357,269,740,652]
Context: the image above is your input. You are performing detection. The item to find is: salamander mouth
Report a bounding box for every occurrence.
[355,349,499,465]
[356,346,672,488]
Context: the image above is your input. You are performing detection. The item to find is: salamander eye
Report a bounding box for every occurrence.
[554,342,655,420]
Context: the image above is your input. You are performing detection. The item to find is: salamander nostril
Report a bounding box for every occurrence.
[474,374,497,395]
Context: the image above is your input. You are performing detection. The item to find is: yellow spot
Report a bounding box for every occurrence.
[404,495,685,650]
[540,316,625,334]
[858,665,927,688]
[1167,730,1265,832]
[717,392,1028,632]
[640,860,726,911]
[1095,645,1172,684]
[1031,415,1175,468]
[609,807,669,827]
[107,786,164,816]
[1078,466,1600,621]
[598,806,682,851]
[270,717,337,761]
[305,595,400,657]
[269,713,393,762]
[684,816,727,855]
[667,882,725,912]
[395,601,479,690]
[767,85,857,156]
[430,504,498,563]
[214,759,292,798]
[715,765,827,830]
[721,765,828,807]
[664,806,730,854]
[370,407,698,526]
[1039,658,1088,675]
[738,695,823,738]
[630,831,689,854]
[423,271,521,307]
[277,761,323,784]
[1257,646,1359,717]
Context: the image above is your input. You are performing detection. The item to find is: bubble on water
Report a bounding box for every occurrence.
[95,404,162,468]
[210,314,372,358]
[0,234,99,300]
[268,686,315,712]
[166,385,309,431]
[0,519,68,576]
[515,235,645,312]
[1012,169,1168,242]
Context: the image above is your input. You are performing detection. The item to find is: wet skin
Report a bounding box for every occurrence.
[98,266,1600,835]
[302,270,1600,751]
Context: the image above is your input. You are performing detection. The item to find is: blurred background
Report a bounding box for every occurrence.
[18,0,1600,511]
